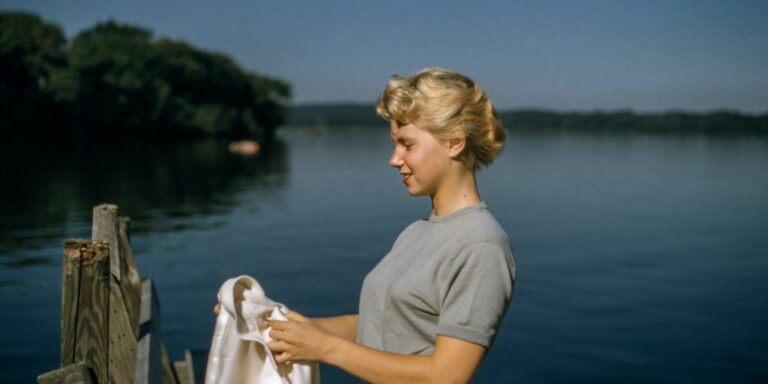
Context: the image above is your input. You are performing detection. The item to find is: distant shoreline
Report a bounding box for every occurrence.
[287,103,767,134]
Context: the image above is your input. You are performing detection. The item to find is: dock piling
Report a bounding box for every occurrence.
[39,204,204,384]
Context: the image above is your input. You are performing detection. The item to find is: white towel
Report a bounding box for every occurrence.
[205,275,320,384]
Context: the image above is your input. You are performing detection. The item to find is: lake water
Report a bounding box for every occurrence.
[1,125,767,382]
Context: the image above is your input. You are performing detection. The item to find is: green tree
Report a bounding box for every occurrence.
[153,38,291,139]
[3,14,290,140]
[249,73,291,142]
[0,12,67,133]
[61,20,163,136]
[60,20,291,139]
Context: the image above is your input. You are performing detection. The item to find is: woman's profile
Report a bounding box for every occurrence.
[265,67,516,383]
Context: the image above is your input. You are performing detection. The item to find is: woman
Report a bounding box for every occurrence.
[267,67,515,383]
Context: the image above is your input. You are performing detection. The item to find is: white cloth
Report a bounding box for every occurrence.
[205,275,320,384]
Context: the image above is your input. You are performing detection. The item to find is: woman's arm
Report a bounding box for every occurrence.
[327,333,485,384]
[310,314,358,342]
[269,312,485,384]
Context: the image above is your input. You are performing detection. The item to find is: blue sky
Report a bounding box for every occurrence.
[3,0,766,113]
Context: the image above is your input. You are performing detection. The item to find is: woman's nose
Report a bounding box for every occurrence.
[389,148,403,168]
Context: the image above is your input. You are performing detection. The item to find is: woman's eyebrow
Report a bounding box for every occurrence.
[390,128,414,143]
[392,137,413,145]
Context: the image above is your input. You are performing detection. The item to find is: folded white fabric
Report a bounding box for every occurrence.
[205,275,320,384]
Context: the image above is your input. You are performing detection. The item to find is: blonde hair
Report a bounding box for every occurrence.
[376,67,505,169]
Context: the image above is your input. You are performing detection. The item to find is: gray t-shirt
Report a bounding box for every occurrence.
[357,202,515,355]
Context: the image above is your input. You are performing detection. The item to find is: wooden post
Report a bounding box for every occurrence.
[91,204,143,384]
[135,278,179,384]
[119,217,142,330]
[92,204,121,281]
[61,240,110,383]
[92,206,142,333]
[42,204,184,384]
[38,362,97,384]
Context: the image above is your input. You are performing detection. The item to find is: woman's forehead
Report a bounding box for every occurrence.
[390,121,420,140]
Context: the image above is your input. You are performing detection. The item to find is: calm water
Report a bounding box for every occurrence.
[1,126,767,383]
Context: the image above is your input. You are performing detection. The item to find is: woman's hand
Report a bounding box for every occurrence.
[268,311,337,364]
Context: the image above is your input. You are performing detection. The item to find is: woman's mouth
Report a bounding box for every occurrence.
[401,174,411,184]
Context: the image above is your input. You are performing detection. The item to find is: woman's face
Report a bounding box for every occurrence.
[389,121,453,197]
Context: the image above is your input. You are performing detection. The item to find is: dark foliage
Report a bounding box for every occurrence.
[1,12,291,140]
[0,12,68,137]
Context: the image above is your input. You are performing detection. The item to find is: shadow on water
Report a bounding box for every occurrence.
[0,133,291,265]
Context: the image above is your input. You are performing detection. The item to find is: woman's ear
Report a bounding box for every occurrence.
[447,137,466,159]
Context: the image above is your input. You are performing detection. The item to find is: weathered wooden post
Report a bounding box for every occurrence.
[40,204,148,384]
[58,239,111,383]
[91,204,142,383]
[119,217,142,329]
[39,204,197,384]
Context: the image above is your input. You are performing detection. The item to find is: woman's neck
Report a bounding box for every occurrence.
[430,169,481,217]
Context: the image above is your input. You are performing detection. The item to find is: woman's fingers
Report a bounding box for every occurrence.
[213,303,221,315]
[268,340,296,364]
[273,351,292,364]
[269,344,291,364]
[269,319,289,331]
[269,326,287,341]
[267,339,289,352]
[284,311,307,321]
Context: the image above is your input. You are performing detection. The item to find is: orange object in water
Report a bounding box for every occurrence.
[228,140,260,155]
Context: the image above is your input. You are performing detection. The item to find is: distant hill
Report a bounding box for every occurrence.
[288,103,380,126]
[287,103,767,134]
[500,109,768,134]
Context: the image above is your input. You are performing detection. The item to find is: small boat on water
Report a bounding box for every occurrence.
[228,140,260,156]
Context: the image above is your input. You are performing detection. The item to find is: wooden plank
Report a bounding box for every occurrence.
[186,349,209,384]
[172,361,191,384]
[119,216,142,333]
[135,330,154,384]
[171,349,205,384]
[161,344,178,384]
[136,331,177,384]
[136,278,179,384]
[65,240,111,384]
[106,217,140,384]
[92,204,121,281]
[108,277,138,384]
[135,278,162,384]
[61,240,84,367]
[136,330,169,384]
[37,362,96,384]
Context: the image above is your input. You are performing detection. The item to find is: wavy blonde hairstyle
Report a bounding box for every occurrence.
[376,67,505,169]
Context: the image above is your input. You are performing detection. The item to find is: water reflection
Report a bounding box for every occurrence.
[0,136,290,262]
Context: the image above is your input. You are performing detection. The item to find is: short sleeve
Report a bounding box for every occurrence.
[436,241,515,347]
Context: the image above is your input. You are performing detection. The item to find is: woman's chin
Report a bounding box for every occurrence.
[405,186,427,197]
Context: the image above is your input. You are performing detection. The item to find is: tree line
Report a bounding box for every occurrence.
[501,109,767,135]
[1,11,290,140]
[288,104,767,135]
